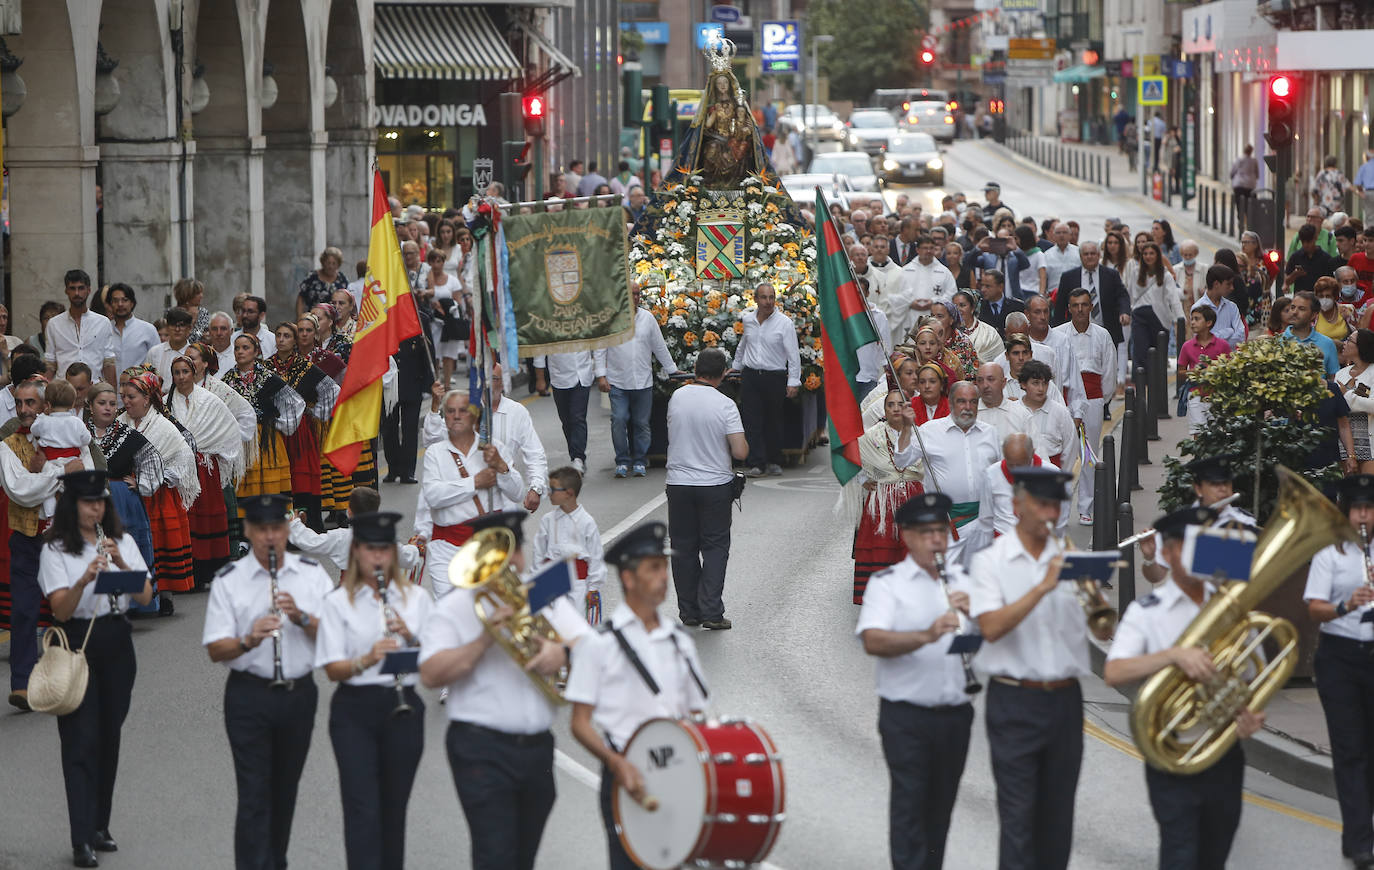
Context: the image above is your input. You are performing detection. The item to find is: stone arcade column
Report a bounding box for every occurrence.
[325,127,373,267]
[99,140,195,306]
[7,144,100,328]
[194,134,266,308]
[262,130,326,313]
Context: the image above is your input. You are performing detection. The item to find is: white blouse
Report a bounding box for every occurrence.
[314,581,433,687]
[38,532,149,620]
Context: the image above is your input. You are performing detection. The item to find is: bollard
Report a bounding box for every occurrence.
[1117,502,1136,611]
[1153,330,1171,419]
[1101,433,1118,539]
[1093,460,1111,550]
[1226,190,1235,237]
[1134,367,1153,462]
[1139,360,1160,442]
[1105,157,1111,188]
[1118,404,1134,496]
[1199,187,1207,225]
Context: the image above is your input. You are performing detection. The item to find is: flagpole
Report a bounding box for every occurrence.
[818,188,944,495]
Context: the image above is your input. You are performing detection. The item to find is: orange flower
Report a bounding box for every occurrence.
[733,322,745,334]
[703,330,720,346]
[684,331,699,347]
[812,338,823,350]
[804,373,822,390]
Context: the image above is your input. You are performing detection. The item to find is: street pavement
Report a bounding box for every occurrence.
[0,142,1355,869]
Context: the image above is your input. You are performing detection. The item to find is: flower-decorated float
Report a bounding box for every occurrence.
[629,37,826,463]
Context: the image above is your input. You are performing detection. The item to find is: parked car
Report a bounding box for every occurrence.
[780,172,860,206]
[781,103,846,141]
[879,133,944,185]
[844,109,901,156]
[899,100,957,142]
[804,151,885,208]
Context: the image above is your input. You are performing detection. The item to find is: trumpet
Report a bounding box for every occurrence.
[933,551,982,695]
[1048,521,1118,640]
[268,550,289,689]
[1117,494,1243,548]
[376,567,414,718]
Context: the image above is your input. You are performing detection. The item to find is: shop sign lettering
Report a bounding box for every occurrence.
[372,104,488,127]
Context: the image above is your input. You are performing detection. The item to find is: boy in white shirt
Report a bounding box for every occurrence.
[532,466,606,624]
[289,486,421,574]
[32,379,92,516]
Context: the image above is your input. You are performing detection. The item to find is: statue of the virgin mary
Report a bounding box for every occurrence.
[672,38,778,189]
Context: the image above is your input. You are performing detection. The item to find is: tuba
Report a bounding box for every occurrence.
[1130,466,1357,775]
[448,527,565,704]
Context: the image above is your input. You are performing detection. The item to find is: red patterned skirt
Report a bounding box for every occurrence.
[282,419,323,497]
[853,479,924,605]
[190,457,231,587]
[144,486,195,593]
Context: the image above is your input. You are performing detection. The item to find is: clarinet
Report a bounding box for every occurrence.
[933,551,983,695]
[377,567,414,717]
[268,550,289,689]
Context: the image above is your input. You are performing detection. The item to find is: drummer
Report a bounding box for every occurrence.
[1142,453,1256,584]
[566,521,710,870]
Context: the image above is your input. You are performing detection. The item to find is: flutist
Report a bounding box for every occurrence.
[968,466,1085,870]
[1305,474,1374,869]
[315,511,432,870]
[1141,453,1256,584]
[857,492,978,870]
[202,494,332,870]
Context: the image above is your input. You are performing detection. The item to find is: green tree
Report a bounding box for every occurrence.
[808,0,927,104]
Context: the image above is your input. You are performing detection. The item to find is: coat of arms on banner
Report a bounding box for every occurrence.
[545,247,582,305]
[695,209,747,280]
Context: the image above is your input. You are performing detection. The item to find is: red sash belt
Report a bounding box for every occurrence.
[44,446,81,460]
[1049,453,1063,467]
[575,558,590,580]
[1081,372,1104,400]
[432,523,474,546]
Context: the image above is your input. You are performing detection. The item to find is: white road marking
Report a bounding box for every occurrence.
[598,492,668,544]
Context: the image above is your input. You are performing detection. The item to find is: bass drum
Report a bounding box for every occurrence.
[615,716,785,870]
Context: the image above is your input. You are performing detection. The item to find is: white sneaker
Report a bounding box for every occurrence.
[573,458,586,473]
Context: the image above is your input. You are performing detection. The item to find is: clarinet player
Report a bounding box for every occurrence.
[202,494,332,870]
[315,511,432,870]
[39,471,153,868]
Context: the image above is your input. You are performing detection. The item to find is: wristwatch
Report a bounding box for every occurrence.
[1337,600,1350,618]
[238,637,250,653]
[295,612,312,629]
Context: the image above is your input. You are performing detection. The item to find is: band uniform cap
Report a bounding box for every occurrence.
[1010,466,1073,501]
[984,181,1001,191]
[895,492,954,527]
[468,510,527,548]
[1153,506,1217,542]
[605,521,673,567]
[61,469,109,500]
[1184,453,1241,483]
[351,511,403,544]
[241,493,292,524]
[1338,474,1374,507]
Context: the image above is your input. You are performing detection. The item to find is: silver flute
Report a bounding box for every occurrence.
[376,567,414,717]
[268,550,289,689]
[933,552,982,695]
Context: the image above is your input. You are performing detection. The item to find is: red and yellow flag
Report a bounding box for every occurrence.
[322,170,422,475]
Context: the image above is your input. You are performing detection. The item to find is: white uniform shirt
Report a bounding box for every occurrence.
[1109,577,1216,659]
[419,588,589,733]
[665,383,744,487]
[855,555,976,707]
[45,310,115,376]
[533,351,596,389]
[976,399,1032,446]
[286,519,420,574]
[564,604,708,750]
[533,505,606,592]
[1042,244,1082,290]
[201,553,334,680]
[736,309,802,387]
[315,581,433,686]
[112,317,161,376]
[1305,540,1374,641]
[978,457,1060,539]
[895,418,1001,504]
[1024,400,1079,467]
[424,397,548,495]
[968,531,1090,680]
[39,533,149,619]
[421,437,524,528]
[213,345,236,380]
[232,327,277,359]
[144,340,192,387]
[1054,320,1117,395]
[594,308,679,390]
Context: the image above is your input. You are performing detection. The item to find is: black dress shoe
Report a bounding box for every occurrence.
[72,844,98,867]
[1353,853,1374,870]
[681,617,702,627]
[400,477,419,485]
[382,473,399,484]
[91,831,116,852]
[158,597,175,617]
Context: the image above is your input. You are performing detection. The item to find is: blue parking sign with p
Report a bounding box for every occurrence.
[761,20,800,73]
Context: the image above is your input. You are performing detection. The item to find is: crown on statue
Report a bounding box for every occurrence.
[704,35,736,72]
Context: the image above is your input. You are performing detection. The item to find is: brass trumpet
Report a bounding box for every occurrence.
[448,527,566,704]
[1047,521,1118,640]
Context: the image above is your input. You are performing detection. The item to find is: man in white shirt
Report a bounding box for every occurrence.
[851,242,895,303]
[1054,288,1117,523]
[45,269,117,386]
[1024,295,1086,414]
[855,271,892,390]
[1041,223,1081,292]
[1192,264,1246,349]
[232,295,277,359]
[105,282,160,375]
[533,350,596,473]
[665,349,748,630]
[979,433,1059,539]
[594,283,680,478]
[999,333,1067,408]
[734,282,800,477]
[975,363,1032,444]
[207,311,237,378]
[145,308,194,385]
[887,235,957,345]
[1018,360,1078,534]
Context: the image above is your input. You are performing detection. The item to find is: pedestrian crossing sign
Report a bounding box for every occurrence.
[1139,76,1167,106]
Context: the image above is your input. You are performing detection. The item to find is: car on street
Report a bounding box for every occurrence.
[781,103,846,141]
[879,132,944,185]
[780,172,860,208]
[900,100,957,142]
[844,109,901,156]
[801,150,884,207]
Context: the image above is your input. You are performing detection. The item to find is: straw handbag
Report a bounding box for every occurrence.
[27,620,96,716]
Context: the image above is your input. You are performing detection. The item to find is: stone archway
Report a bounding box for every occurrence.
[324,0,373,273]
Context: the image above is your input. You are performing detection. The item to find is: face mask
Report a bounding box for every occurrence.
[1182,258,1196,267]
[1342,284,1359,299]
[1320,296,1336,311]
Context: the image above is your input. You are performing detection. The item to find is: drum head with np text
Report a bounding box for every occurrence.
[617,719,710,870]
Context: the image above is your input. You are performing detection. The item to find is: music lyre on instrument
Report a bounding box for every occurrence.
[268,550,289,689]
[376,566,414,717]
[932,551,982,695]
[1047,521,1118,640]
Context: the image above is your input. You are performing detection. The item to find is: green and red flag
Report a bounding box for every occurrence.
[815,188,881,485]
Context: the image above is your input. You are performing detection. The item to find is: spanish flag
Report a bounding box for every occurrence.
[322,170,422,475]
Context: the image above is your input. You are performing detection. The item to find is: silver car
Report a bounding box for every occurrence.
[879,133,944,185]
[900,100,957,143]
[782,103,846,141]
[844,109,901,156]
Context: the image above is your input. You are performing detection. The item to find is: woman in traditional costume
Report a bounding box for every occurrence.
[848,388,924,604]
[221,333,306,520]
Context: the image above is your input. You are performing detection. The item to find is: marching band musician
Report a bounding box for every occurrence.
[202,493,333,870]
[857,491,976,870]
[1304,474,1374,870]
[566,522,710,870]
[1141,453,1257,585]
[417,509,590,870]
[420,389,525,599]
[968,466,1091,870]
[315,511,432,870]
[1105,506,1265,870]
[40,471,153,869]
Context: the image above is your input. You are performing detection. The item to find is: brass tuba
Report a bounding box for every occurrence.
[448,526,566,704]
[1130,466,1357,774]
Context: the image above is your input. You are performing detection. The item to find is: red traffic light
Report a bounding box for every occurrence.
[1269,75,1291,98]
[988,99,1005,114]
[522,94,545,118]
[920,49,935,65]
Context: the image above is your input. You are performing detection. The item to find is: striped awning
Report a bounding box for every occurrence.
[375,5,523,81]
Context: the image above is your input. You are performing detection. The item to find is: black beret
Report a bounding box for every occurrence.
[241,493,291,524]
[1185,453,1241,483]
[1339,474,1374,508]
[61,469,109,500]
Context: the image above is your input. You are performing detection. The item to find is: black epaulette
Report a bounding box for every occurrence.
[300,557,319,567]
[1137,593,1160,608]
[596,622,613,635]
[215,561,237,579]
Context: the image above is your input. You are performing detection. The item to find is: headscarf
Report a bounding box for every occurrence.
[122,366,168,416]
[166,361,246,485]
[187,341,218,375]
[118,369,201,508]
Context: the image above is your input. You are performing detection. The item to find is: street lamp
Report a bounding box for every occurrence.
[809,34,834,162]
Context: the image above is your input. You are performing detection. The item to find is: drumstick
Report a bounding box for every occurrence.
[639,794,660,812]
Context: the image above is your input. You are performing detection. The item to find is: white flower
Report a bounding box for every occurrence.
[668,315,689,329]
[747,202,764,216]
[750,242,766,252]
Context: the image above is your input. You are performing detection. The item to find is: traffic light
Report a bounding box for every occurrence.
[988,99,1005,114]
[622,63,643,128]
[1265,75,1295,150]
[919,49,936,66]
[522,93,546,137]
[650,84,672,127]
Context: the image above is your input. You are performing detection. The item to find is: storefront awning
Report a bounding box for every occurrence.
[375,5,523,81]
[1053,64,1106,84]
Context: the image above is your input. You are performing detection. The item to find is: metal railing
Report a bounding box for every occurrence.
[1004,129,1112,188]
